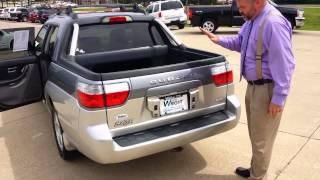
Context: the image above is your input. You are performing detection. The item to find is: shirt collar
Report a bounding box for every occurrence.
[249,2,272,23]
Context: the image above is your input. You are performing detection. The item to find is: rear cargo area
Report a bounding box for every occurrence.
[75,45,221,73]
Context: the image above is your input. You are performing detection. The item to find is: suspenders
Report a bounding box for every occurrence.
[255,11,281,80]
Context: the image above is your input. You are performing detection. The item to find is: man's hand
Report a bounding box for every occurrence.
[268,103,283,118]
[199,27,219,43]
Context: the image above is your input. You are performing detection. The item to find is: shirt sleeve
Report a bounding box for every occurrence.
[265,19,295,107]
[217,23,246,52]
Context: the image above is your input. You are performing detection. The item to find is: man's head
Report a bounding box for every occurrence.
[236,0,267,20]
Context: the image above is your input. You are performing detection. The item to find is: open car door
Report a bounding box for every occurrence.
[0,27,43,112]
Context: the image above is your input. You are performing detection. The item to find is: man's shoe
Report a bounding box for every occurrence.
[235,167,250,178]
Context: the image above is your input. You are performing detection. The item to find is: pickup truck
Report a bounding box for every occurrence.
[0,10,240,164]
[189,0,305,33]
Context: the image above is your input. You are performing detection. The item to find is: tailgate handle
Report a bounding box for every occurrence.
[147,80,201,97]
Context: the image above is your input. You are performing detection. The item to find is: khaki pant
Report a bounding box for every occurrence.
[245,83,283,180]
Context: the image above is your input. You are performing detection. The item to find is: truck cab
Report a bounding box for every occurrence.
[189,0,305,33]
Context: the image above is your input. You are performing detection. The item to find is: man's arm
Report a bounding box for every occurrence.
[266,19,295,108]
[200,24,246,52]
[218,35,243,52]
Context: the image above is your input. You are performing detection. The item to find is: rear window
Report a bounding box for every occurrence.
[161,1,183,11]
[76,22,165,55]
[146,5,153,14]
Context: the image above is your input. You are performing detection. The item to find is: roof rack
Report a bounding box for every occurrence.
[57,3,146,19]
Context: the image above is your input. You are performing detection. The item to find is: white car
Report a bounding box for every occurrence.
[1,8,11,20]
[0,30,14,50]
[146,0,187,29]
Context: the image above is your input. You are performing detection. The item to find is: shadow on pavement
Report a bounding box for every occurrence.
[293,30,320,37]
[0,103,241,180]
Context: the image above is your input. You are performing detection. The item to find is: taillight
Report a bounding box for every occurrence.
[188,10,193,19]
[76,82,130,108]
[102,16,133,24]
[104,82,129,107]
[77,83,105,108]
[211,66,233,86]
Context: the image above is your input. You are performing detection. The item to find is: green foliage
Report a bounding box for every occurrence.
[301,8,320,31]
[274,0,320,4]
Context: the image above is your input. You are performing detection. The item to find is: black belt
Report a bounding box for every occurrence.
[247,79,273,85]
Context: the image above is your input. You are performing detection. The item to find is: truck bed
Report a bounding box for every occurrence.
[75,45,225,75]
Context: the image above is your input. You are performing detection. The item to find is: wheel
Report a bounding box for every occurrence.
[178,24,185,29]
[202,19,218,33]
[290,20,295,30]
[9,40,13,50]
[52,107,77,160]
[22,16,28,22]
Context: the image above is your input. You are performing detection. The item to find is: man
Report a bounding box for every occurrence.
[200,0,295,179]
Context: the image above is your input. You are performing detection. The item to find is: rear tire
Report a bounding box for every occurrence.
[202,19,218,33]
[290,20,295,30]
[9,40,13,50]
[22,16,28,22]
[51,106,77,161]
[178,24,185,29]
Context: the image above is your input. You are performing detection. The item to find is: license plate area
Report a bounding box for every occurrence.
[159,93,189,116]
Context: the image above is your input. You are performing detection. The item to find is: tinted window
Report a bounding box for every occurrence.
[161,1,182,11]
[10,9,14,11]
[0,28,35,61]
[76,23,164,54]
[154,4,159,12]
[35,25,49,55]
[47,27,59,57]
[151,26,164,45]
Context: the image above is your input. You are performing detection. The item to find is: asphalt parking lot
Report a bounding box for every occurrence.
[1,21,320,180]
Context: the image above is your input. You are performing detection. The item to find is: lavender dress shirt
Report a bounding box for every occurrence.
[218,3,295,107]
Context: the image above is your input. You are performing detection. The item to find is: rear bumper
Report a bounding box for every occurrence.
[161,15,187,25]
[9,16,18,20]
[75,95,240,164]
[295,17,305,28]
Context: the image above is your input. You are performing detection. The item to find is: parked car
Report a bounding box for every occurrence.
[63,2,78,7]
[189,0,305,32]
[0,11,240,164]
[39,9,57,24]
[0,29,13,50]
[28,8,48,23]
[9,7,30,22]
[146,0,187,29]
[2,8,11,20]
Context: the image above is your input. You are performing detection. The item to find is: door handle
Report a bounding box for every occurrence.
[7,66,17,73]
